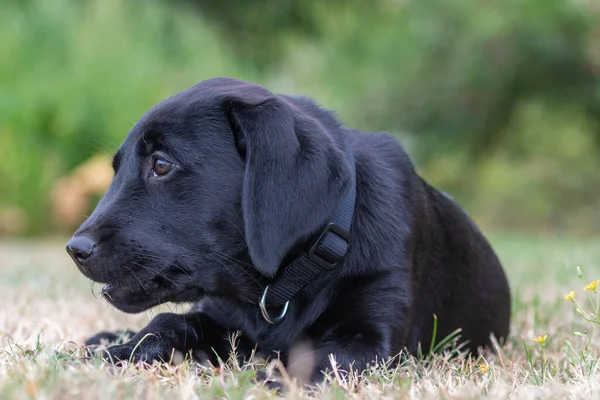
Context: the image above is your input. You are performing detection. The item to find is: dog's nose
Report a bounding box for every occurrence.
[66,236,95,264]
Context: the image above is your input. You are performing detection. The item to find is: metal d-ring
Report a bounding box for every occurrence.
[259,285,289,324]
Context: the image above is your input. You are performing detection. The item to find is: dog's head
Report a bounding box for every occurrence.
[66,78,353,313]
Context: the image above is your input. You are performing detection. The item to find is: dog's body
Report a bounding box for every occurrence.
[66,78,510,382]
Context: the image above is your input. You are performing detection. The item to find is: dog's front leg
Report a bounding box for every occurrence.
[92,312,234,365]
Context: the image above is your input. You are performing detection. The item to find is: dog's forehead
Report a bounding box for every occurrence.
[118,78,272,158]
[125,94,200,139]
[116,98,220,163]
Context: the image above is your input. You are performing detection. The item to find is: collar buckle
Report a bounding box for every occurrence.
[308,222,351,269]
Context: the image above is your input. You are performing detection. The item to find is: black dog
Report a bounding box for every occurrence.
[66,77,511,383]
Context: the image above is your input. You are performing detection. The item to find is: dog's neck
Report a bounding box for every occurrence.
[253,140,357,324]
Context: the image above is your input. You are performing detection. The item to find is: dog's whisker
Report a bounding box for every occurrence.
[206,253,263,288]
[209,253,264,287]
[111,110,135,129]
[224,218,245,238]
[128,252,193,277]
[90,281,99,299]
[123,265,148,293]
[211,250,255,268]
[209,252,264,287]
[127,251,166,261]
[206,254,239,282]
[83,140,117,155]
[130,262,178,287]
[175,266,192,277]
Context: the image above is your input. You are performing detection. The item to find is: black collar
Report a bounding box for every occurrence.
[258,142,356,323]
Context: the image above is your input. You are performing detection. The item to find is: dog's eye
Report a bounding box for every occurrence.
[153,158,174,177]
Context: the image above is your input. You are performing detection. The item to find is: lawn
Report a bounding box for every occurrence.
[1,233,600,399]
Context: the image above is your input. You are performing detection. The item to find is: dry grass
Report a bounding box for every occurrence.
[1,234,600,399]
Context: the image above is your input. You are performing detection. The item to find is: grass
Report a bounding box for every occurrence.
[1,233,600,399]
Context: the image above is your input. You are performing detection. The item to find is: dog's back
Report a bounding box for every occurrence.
[342,126,511,355]
[407,178,511,353]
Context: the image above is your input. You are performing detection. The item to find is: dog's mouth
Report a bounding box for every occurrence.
[100,282,164,314]
[98,275,205,314]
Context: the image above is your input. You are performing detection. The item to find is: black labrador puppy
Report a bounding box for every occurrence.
[66,77,511,382]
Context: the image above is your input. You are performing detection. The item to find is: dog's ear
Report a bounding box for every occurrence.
[204,78,352,277]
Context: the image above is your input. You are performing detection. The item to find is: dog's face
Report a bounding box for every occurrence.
[67,83,249,313]
[66,78,352,313]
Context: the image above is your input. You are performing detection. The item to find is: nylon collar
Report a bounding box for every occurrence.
[258,141,356,324]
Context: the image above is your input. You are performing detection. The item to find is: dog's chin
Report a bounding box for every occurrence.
[101,284,164,314]
[100,283,206,314]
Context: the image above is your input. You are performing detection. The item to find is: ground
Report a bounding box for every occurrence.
[1,233,600,399]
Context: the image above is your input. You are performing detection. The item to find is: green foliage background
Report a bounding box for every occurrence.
[1,0,599,235]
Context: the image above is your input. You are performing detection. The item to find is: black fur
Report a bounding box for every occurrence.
[67,77,511,383]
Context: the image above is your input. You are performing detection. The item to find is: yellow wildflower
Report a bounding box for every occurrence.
[534,334,548,345]
[479,364,489,373]
[564,291,575,302]
[584,280,599,292]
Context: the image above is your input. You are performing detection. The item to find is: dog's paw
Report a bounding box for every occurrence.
[99,342,163,365]
[96,333,180,366]
[85,330,137,347]
[83,330,137,358]
[100,343,144,365]
[255,370,286,393]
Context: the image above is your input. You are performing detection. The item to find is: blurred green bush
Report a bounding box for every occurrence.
[0,0,249,234]
[1,0,599,235]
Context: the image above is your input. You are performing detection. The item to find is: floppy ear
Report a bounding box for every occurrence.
[205,78,352,277]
